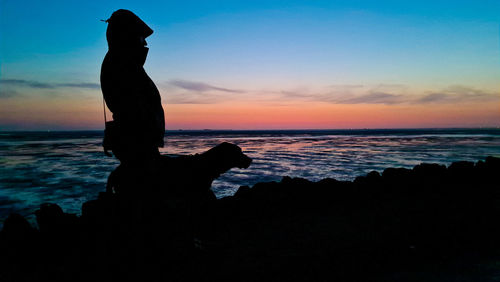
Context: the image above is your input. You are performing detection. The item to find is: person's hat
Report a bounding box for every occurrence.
[105,9,153,39]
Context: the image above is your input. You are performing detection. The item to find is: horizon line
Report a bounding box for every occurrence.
[2,127,500,133]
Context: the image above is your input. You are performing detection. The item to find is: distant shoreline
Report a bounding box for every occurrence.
[2,128,500,136]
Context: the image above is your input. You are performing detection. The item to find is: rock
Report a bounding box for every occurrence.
[485,156,500,167]
[448,161,474,174]
[34,203,80,252]
[234,185,251,198]
[413,163,447,176]
[382,167,412,181]
[1,154,500,282]
[1,213,35,239]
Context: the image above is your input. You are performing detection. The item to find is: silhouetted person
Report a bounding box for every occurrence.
[101,9,165,191]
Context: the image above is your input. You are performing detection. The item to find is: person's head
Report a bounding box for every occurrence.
[105,9,153,51]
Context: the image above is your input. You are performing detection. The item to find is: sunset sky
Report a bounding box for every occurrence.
[0,0,499,130]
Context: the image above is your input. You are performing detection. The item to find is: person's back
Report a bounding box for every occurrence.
[100,9,165,164]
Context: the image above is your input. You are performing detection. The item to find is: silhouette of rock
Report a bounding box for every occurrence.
[1,154,500,281]
[35,203,79,234]
[1,213,36,240]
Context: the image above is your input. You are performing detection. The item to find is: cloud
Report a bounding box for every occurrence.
[165,79,246,104]
[278,84,499,105]
[373,83,407,90]
[416,86,500,104]
[328,84,364,88]
[165,95,222,104]
[277,90,316,100]
[1,79,54,89]
[334,92,405,104]
[163,80,494,105]
[0,89,18,98]
[169,79,244,93]
[0,79,100,90]
[276,85,405,104]
[58,82,101,89]
[417,93,449,103]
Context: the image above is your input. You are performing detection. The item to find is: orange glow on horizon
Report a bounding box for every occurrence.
[1,96,499,130]
[163,101,500,130]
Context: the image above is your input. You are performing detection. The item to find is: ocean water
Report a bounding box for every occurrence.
[1,129,500,224]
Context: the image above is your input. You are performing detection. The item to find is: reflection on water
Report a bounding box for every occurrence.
[1,129,500,223]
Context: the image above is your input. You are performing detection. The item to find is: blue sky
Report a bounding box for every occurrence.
[0,0,499,130]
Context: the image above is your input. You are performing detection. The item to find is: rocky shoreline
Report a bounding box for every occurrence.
[1,155,500,281]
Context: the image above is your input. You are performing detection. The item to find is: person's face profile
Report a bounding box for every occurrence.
[140,36,147,47]
[132,35,147,48]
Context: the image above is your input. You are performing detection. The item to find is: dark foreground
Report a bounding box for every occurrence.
[1,154,500,281]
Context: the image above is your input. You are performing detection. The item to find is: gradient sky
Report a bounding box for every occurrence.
[0,0,499,130]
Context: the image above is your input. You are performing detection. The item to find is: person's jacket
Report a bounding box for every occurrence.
[100,10,165,150]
